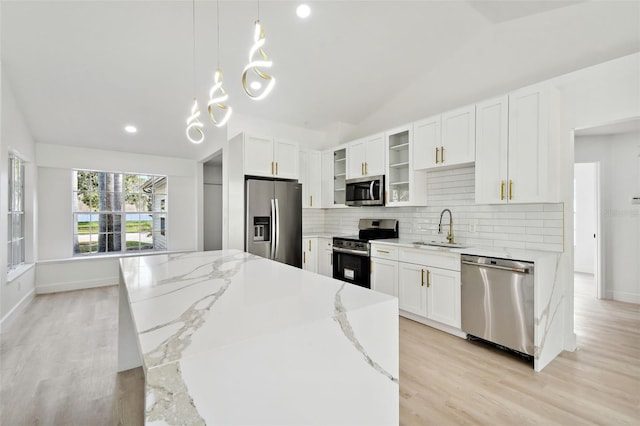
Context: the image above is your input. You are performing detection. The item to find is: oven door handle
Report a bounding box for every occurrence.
[333,247,369,256]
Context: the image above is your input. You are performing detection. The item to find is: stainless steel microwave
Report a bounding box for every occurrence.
[345,175,385,206]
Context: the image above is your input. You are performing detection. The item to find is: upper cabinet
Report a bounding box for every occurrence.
[475,83,560,204]
[413,105,476,170]
[299,150,322,208]
[347,133,385,178]
[385,124,426,206]
[244,135,299,180]
[321,145,348,207]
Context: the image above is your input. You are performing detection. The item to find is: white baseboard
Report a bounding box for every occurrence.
[36,277,118,294]
[610,290,640,305]
[0,288,35,333]
[399,310,467,339]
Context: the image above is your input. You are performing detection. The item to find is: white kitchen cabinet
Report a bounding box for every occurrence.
[347,133,385,178]
[299,150,322,208]
[398,262,428,316]
[413,105,475,170]
[317,238,333,277]
[371,257,399,297]
[386,124,427,206]
[371,243,399,297]
[302,237,317,273]
[426,267,461,328]
[413,115,440,170]
[475,83,560,204]
[397,248,461,329]
[243,134,299,179]
[322,145,348,207]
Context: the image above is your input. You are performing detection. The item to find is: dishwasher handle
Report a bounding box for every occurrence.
[461,260,531,274]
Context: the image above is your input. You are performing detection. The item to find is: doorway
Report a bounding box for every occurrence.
[574,116,640,304]
[203,152,223,250]
[573,162,600,298]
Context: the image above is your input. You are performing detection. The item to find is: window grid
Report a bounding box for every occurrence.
[72,171,167,255]
[8,154,26,271]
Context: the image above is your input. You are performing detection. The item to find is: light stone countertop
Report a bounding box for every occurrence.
[119,250,399,425]
[371,238,561,262]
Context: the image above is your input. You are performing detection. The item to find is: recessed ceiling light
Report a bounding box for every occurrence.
[296,4,311,19]
[250,81,262,90]
[124,125,137,134]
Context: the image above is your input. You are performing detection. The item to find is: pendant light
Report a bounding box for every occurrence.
[186,0,204,144]
[207,0,232,127]
[241,1,275,100]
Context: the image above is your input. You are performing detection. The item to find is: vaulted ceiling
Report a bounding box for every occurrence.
[2,1,639,160]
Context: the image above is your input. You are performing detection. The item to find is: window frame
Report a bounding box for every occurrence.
[72,169,168,256]
[7,154,26,271]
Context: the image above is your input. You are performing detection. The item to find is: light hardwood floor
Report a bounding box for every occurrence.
[1,274,638,425]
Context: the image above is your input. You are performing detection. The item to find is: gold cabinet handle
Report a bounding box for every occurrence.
[421,269,425,286]
[509,180,513,200]
[308,240,311,251]
[310,195,313,207]
[361,162,365,176]
[276,162,279,175]
[427,269,431,287]
[435,147,439,164]
[376,249,390,254]
[365,162,368,175]
[441,146,445,163]
[271,161,274,175]
[500,180,505,200]
[303,251,306,264]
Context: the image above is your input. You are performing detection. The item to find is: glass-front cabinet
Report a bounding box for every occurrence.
[333,147,347,205]
[385,125,427,207]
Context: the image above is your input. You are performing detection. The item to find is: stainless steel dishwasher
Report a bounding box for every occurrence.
[461,254,535,356]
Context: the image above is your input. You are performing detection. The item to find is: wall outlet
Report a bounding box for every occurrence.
[469,220,478,233]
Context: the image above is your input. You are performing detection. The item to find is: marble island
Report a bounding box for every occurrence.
[118,250,399,425]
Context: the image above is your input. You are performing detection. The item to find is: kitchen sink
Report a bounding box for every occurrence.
[411,241,469,249]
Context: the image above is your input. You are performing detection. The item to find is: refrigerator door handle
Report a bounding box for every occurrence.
[270,199,276,259]
[274,198,281,259]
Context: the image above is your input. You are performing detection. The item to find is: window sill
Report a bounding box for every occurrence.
[37,250,193,265]
[7,263,35,283]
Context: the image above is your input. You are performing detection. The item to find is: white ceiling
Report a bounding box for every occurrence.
[1,1,639,160]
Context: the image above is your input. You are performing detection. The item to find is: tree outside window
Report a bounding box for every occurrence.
[72,170,167,255]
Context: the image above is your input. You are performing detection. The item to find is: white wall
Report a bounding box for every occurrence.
[575,133,640,303]
[0,67,38,329]
[574,163,597,274]
[35,143,199,292]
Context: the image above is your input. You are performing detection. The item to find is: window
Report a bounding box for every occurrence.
[8,154,26,270]
[72,170,167,255]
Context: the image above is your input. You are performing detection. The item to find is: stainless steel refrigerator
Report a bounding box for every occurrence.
[245,178,302,268]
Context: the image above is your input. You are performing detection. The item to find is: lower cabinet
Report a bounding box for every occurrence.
[318,238,333,278]
[302,237,317,273]
[371,243,462,332]
[371,257,399,297]
[303,237,333,277]
[398,262,427,316]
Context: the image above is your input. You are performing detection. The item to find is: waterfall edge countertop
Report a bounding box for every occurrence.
[118,250,399,425]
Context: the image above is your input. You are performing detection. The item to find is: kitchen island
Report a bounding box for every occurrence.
[118,250,399,425]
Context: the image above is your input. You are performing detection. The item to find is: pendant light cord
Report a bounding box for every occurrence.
[216,0,220,66]
[192,0,196,95]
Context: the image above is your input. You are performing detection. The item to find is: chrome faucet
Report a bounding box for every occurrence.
[438,208,454,244]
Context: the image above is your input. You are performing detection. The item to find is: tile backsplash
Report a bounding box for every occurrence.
[303,166,564,252]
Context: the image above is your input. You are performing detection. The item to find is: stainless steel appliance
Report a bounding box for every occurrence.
[461,254,535,356]
[245,178,302,268]
[345,175,385,206]
[332,219,398,288]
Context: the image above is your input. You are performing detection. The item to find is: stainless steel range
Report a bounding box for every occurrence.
[332,219,398,288]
